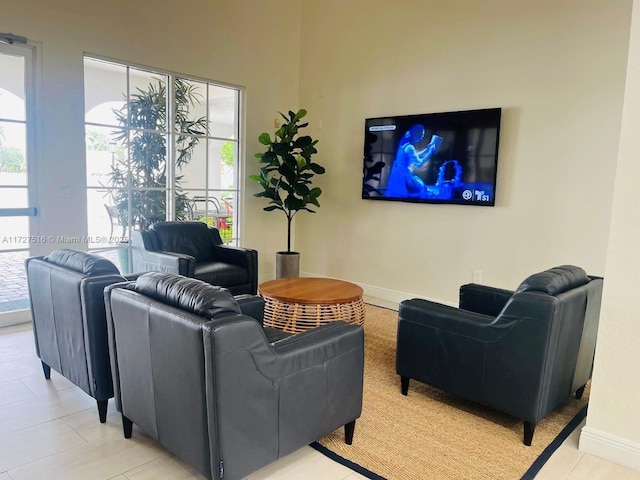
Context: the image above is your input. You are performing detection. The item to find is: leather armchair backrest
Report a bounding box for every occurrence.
[150,221,218,261]
[26,251,123,399]
[107,285,218,478]
[489,266,596,421]
[514,265,589,295]
[133,272,240,319]
[572,277,603,392]
[45,248,120,275]
[136,229,161,252]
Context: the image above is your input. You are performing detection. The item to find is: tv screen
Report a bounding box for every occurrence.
[362,108,501,206]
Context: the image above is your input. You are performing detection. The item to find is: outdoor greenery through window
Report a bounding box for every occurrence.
[84,57,241,272]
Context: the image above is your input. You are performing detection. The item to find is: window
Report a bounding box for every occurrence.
[84,57,242,272]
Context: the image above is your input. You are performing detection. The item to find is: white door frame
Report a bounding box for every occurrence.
[0,40,39,326]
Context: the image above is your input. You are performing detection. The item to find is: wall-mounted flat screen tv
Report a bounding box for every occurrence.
[362,107,501,206]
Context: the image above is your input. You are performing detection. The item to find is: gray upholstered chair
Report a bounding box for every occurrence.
[395,265,603,445]
[105,272,364,480]
[131,221,258,295]
[25,249,128,422]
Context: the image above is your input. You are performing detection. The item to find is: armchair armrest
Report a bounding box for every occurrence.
[212,244,258,294]
[212,244,257,268]
[458,283,514,317]
[235,294,264,324]
[139,250,194,275]
[399,298,507,342]
[209,318,363,380]
[131,230,195,276]
[271,322,364,376]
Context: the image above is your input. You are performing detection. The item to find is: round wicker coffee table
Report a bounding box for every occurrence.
[258,277,365,334]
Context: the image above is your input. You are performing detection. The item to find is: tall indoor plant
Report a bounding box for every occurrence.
[108,78,208,231]
[250,109,325,277]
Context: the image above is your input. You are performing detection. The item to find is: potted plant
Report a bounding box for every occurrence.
[250,109,325,278]
[108,78,208,231]
[106,78,208,272]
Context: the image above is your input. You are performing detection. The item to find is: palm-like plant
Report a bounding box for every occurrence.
[250,109,324,253]
[109,78,208,230]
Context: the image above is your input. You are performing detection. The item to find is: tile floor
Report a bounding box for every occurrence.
[1,318,639,479]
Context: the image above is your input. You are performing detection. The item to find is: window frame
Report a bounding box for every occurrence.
[83,55,244,270]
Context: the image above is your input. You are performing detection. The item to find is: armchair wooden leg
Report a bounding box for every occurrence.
[97,399,108,423]
[575,384,586,400]
[41,361,51,380]
[122,415,133,439]
[401,376,410,396]
[345,420,356,445]
[523,421,536,446]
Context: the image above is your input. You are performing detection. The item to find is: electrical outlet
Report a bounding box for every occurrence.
[473,270,483,283]
[274,118,281,128]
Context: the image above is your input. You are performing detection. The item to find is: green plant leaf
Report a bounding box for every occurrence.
[293,183,311,195]
[309,163,325,174]
[309,187,322,198]
[258,133,272,145]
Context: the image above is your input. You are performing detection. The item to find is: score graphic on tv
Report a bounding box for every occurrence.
[462,189,491,202]
[362,108,501,207]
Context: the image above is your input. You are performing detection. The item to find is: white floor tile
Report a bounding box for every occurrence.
[0,421,87,471]
[122,454,205,480]
[19,370,77,397]
[62,407,125,444]
[7,435,164,480]
[569,453,640,480]
[343,473,371,480]
[0,357,42,383]
[0,384,96,436]
[0,379,36,407]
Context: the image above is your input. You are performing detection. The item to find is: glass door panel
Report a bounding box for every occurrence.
[0,43,36,319]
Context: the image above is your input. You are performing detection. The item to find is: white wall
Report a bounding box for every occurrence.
[580,0,640,469]
[0,0,301,270]
[296,0,631,304]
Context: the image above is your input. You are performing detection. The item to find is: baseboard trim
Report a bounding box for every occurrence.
[0,309,31,328]
[580,426,640,472]
[299,271,456,309]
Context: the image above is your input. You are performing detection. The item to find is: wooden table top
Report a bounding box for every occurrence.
[258,277,363,304]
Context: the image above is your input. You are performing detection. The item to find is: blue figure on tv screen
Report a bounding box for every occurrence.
[385,124,443,198]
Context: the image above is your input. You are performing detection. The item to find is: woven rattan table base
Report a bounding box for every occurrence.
[262,296,366,334]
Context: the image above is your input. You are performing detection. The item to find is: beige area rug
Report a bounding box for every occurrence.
[315,304,589,480]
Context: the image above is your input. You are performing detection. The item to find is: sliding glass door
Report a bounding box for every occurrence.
[0,42,37,322]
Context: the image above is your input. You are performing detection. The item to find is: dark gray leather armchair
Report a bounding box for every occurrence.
[396,265,603,445]
[25,249,128,422]
[105,272,364,480]
[131,221,258,295]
